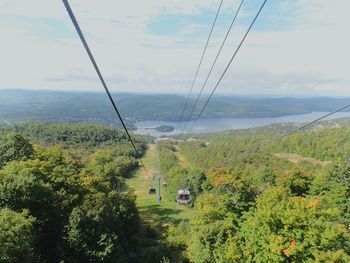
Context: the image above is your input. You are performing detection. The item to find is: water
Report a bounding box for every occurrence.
[133,112,350,137]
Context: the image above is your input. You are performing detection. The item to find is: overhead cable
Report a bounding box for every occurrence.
[186,0,268,136]
[62,0,150,177]
[222,103,350,164]
[180,0,245,136]
[174,0,224,136]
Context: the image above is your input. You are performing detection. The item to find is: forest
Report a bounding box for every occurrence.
[1,89,350,124]
[156,125,350,262]
[0,123,149,262]
[0,122,350,262]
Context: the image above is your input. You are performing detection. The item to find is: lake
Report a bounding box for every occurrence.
[133,112,350,137]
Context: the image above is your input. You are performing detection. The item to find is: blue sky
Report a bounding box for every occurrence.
[146,1,301,44]
[0,0,349,96]
[6,16,75,39]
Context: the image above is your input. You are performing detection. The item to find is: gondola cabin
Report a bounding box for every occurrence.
[177,189,190,205]
[162,181,168,187]
[149,186,156,194]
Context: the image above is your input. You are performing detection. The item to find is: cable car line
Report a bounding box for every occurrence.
[221,103,350,164]
[57,1,346,208]
[174,0,224,137]
[62,0,150,177]
[185,0,268,136]
[179,0,245,136]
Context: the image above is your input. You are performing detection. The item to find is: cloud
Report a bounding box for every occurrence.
[0,0,349,97]
[47,74,128,84]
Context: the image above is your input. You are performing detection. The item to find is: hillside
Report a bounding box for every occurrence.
[1,90,350,125]
[0,123,149,262]
[156,124,350,262]
[1,121,350,262]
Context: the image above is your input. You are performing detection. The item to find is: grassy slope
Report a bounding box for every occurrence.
[127,144,194,227]
[174,145,191,169]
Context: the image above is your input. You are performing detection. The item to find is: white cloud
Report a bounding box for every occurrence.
[0,0,349,96]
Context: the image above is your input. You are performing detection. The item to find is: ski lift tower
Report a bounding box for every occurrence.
[154,151,162,202]
[157,175,163,202]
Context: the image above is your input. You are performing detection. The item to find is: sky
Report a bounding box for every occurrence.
[0,0,349,96]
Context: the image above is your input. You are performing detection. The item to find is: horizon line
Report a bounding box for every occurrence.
[0,88,350,99]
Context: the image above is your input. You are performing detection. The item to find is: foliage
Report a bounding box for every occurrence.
[237,187,350,262]
[157,141,178,173]
[277,166,312,196]
[66,192,139,263]
[84,149,138,191]
[0,208,36,263]
[7,123,147,152]
[171,126,350,262]
[0,132,34,168]
[0,124,146,262]
[309,163,350,225]
[2,121,350,262]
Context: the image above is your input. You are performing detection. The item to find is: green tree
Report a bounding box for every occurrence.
[0,208,36,263]
[66,192,139,263]
[34,145,85,215]
[84,150,135,192]
[0,124,147,262]
[189,217,237,263]
[188,192,239,263]
[0,148,85,262]
[0,160,58,261]
[278,166,311,196]
[0,133,34,168]
[309,163,350,225]
[237,187,350,262]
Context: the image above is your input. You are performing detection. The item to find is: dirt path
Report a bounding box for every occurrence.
[274,152,332,167]
[174,145,190,169]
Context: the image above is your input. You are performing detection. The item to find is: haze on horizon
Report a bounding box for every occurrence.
[1,0,349,97]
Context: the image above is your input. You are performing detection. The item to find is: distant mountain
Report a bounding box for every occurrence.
[0,89,349,125]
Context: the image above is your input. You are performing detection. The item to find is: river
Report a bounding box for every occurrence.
[133,112,350,137]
